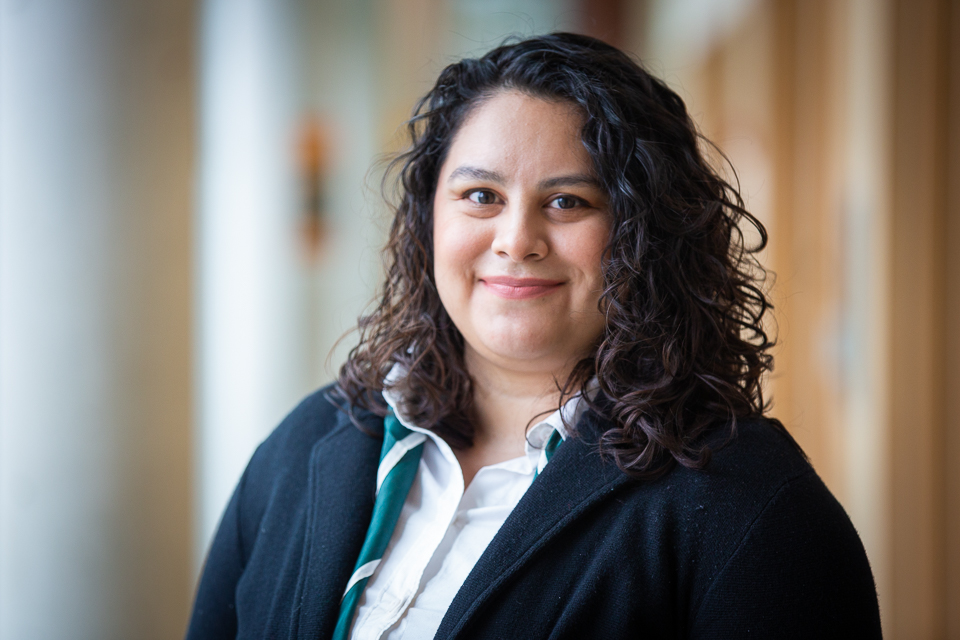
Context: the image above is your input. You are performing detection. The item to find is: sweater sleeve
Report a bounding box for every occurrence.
[689,471,882,639]
[184,469,248,640]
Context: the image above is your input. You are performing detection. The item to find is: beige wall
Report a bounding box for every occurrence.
[0,1,195,638]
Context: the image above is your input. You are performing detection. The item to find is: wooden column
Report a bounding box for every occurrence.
[942,1,960,636]
[889,0,952,636]
[769,0,846,492]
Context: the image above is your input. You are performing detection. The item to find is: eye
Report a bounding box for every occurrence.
[549,195,584,210]
[467,190,499,205]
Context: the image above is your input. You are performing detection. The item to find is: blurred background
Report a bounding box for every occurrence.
[0,0,957,637]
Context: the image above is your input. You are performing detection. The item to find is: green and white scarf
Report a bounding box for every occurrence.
[332,409,565,639]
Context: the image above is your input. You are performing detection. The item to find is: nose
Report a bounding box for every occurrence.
[490,201,548,262]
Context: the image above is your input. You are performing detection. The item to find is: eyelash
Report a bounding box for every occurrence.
[464,190,589,210]
[466,189,500,206]
[548,195,586,210]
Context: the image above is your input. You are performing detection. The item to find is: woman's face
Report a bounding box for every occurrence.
[432,91,611,378]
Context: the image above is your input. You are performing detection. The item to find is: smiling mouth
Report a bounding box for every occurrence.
[479,276,564,300]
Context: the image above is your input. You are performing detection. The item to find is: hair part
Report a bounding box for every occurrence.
[337,32,786,477]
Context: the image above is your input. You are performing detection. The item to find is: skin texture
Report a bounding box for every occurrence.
[432,90,611,483]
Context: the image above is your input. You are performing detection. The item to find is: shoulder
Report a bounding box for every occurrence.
[668,417,814,510]
[638,417,855,570]
[611,417,881,635]
[603,416,822,548]
[584,413,817,527]
[187,384,384,637]
[242,384,347,486]
[233,384,380,554]
[251,383,351,459]
[695,420,879,634]
[247,382,383,473]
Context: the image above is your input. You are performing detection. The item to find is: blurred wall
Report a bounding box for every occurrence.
[636,0,960,636]
[195,0,314,566]
[0,1,195,638]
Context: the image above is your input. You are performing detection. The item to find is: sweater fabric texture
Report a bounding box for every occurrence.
[185,384,882,640]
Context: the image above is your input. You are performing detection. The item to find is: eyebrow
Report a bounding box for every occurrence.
[538,174,602,190]
[446,165,601,190]
[447,166,505,184]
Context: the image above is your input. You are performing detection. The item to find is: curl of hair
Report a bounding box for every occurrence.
[337,32,786,477]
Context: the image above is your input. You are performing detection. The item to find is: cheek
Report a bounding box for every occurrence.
[555,219,610,288]
[432,212,491,296]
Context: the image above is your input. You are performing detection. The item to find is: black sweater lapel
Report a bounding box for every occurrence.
[293,408,383,639]
[435,409,629,639]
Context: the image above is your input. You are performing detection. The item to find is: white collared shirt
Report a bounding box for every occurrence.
[348,384,590,640]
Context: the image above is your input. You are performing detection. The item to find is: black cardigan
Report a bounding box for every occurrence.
[186,385,882,639]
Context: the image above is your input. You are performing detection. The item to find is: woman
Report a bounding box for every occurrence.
[187,33,881,639]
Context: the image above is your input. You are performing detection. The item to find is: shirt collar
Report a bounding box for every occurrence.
[381,364,435,438]
[525,378,597,448]
[381,363,406,417]
[382,363,597,453]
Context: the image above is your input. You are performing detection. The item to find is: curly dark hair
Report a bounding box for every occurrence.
[337,32,784,477]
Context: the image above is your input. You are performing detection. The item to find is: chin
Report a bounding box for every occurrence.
[477,334,571,369]
[480,319,553,350]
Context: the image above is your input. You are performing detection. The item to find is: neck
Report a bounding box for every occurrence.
[464,347,572,453]
[451,347,582,486]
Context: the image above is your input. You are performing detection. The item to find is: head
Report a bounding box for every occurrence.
[432,90,610,390]
[339,32,777,475]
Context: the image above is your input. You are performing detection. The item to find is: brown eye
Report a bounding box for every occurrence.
[468,190,497,205]
[551,195,581,209]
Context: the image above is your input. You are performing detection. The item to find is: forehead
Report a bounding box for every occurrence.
[440,91,592,179]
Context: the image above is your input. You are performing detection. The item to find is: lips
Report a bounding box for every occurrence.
[479,276,564,300]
